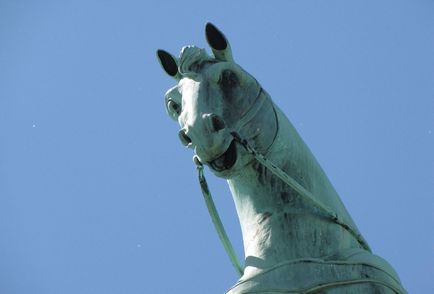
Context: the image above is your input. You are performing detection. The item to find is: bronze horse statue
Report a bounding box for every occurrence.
[157,23,406,293]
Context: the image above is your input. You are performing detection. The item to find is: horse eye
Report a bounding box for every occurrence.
[218,70,238,89]
[167,100,181,115]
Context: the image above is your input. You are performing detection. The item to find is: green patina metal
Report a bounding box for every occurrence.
[157,23,406,293]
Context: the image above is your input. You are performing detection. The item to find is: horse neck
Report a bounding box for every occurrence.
[227,104,362,275]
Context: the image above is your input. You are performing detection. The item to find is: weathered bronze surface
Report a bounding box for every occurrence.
[157,23,406,293]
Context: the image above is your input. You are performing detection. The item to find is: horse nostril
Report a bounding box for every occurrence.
[211,115,226,132]
[167,100,181,115]
[178,129,192,146]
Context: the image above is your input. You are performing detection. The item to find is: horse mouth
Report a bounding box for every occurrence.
[209,140,237,172]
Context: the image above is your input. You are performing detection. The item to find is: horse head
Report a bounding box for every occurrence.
[157,23,277,178]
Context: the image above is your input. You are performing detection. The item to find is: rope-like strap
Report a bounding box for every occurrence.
[194,157,244,276]
[230,132,371,252]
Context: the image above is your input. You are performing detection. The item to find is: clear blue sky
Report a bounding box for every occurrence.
[1,1,433,293]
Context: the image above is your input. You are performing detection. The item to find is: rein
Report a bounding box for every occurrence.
[231,132,372,253]
[195,152,404,292]
[194,159,244,276]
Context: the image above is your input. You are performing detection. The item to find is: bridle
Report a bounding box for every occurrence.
[189,82,405,292]
[192,81,372,271]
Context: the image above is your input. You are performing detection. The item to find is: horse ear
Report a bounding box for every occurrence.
[157,49,181,80]
[205,23,234,62]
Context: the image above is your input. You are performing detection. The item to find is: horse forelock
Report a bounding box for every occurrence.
[178,46,215,77]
